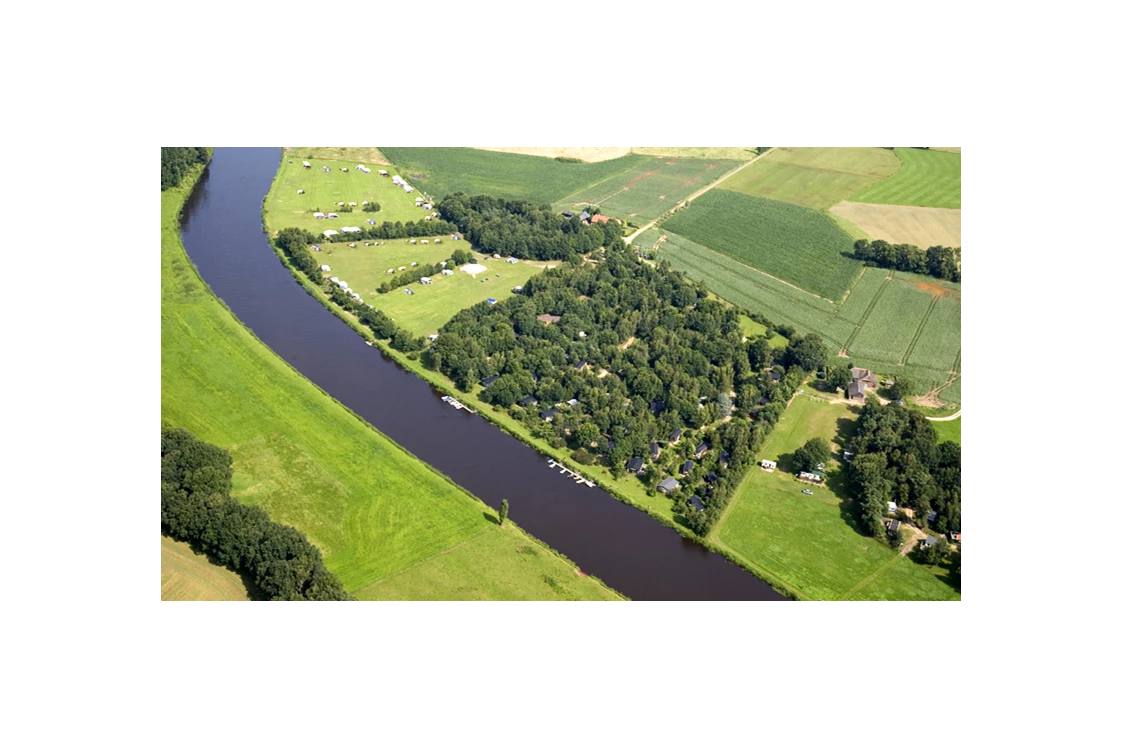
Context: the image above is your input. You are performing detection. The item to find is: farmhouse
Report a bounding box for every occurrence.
[761,459,777,472]
[590,213,616,225]
[537,313,562,325]
[798,470,825,484]
[626,457,644,474]
[657,477,680,494]
[847,368,880,403]
[579,211,591,223]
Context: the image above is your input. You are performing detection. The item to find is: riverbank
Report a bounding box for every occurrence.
[260,157,802,600]
[163,160,623,601]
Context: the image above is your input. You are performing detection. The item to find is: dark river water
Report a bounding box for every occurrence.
[178,147,786,601]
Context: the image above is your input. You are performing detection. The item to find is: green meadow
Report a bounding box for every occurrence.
[162,168,622,600]
[379,147,650,203]
[849,147,961,209]
[714,396,959,600]
[931,417,962,444]
[317,240,552,337]
[265,156,433,235]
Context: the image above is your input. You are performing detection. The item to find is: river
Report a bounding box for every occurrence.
[178,147,786,601]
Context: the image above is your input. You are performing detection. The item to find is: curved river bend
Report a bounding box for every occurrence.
[179,147,786,601]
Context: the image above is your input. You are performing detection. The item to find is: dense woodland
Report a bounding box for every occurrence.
[437,193,626,261]
[425,248,829,535]
[161,427,353,601]
[847,401,961,541]
[161,147,209,191]
[853,239,961,282]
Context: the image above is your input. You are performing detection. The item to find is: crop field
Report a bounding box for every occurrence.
[161,536,249,601]
[661,189,861,300]
[379,147,650,203]
[715,396,959,600]
[633,147,761,161]
[555,158,742,224]
[830,201,961,248]
[903,290,961,371]
[849,148,961,209]
[288,147,390,165]
[265,157,432,234]
[721,147,901,210]
[846,279,936,363]
[163,174,620,600]
[475,147,632,162]
[656,231,854,348]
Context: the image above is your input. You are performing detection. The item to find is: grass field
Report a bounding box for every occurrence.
[161,536,250,601]
[661,189,861,300]
[357,527,621,600]
[849,148,961,209]
[265,156,435,235]
[474,147,632,162]
[720,147,901,210]
[633,147,760,161]
[163,169,622,600]
[714,396,959,600]
[379,147,651,203]
[288,147,390,165]
[830,201,961,247]
[931,417,962,444]
[318,241,551,337]
[555,158,742,224]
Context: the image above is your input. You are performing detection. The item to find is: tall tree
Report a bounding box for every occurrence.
[498,499,509,526]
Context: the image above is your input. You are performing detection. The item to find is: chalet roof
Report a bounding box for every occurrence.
[481,375,499,388]
[590,213,612,224]
[682,460,695,474]
[649,442,660,456]
[669,429,683,441]
[541,408,558,421]
[719,451,729,464]
[626,457,644,472]
[688,495,705,511]
[706,471,718,483]
[536,313,562,325]
[657,478,679,492]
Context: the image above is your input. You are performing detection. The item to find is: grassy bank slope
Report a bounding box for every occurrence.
[161,536,250,601]
[161,167,622,600]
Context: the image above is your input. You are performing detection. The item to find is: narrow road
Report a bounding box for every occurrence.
[926,410,962,422]
[625,147,778,245]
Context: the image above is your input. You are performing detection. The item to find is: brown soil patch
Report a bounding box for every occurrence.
[830,201,961,248]
[620,336,637,350]
[908,280,956,298]
[574,568,590,578]
[475,147,631,163]
[624,169,662,190]
[286,147,391,165]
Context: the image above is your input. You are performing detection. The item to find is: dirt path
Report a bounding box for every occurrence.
[625,148,777,245]
[926,410,962,421]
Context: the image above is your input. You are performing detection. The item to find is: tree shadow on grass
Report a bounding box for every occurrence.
[483,511,500,525]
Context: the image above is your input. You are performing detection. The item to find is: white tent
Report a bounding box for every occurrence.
[320,265,331,272]
[302,161,311,168]
[313,212,326,218]
[323,229,339,237]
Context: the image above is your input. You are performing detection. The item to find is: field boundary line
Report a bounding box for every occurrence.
[901,294,940,365]
[831,266,867,319]
[841,271,892,355]
[838,553,904,600]
[555,154,659,207]
[626,148,777,245]
[352,527,496,594]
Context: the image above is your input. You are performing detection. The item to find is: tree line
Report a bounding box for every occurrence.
[161,147,209,191]
[321,217,459,242]
[424,246,825,535]
[436,193,626,261]
[853,239,961,282]
[161,426,353,600]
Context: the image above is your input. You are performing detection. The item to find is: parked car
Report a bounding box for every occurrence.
[802,489,813,495]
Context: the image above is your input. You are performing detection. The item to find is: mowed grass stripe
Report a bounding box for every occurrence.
[850,148,961,209]
[662,189,861,300]
[379,147,650,203]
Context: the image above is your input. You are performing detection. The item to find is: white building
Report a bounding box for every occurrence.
[320,265,331,272]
